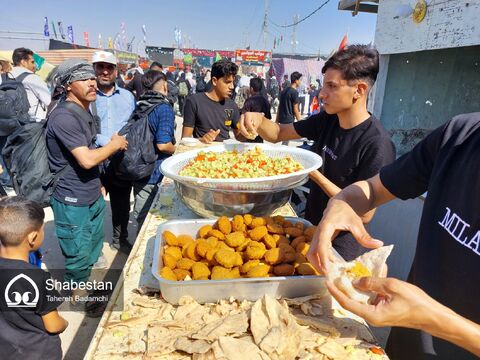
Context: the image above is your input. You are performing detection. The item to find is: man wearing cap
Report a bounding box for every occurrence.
[92,51,135,253]
[46,59,128,303]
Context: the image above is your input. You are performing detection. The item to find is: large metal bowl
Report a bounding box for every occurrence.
[175,178,307,218]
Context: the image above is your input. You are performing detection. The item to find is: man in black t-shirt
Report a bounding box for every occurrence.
[126,62,163,100]
[277,71,302,125]
[240,45,395,261]
[240,77,272,143]
[46,59,127,302]
[182,59,241,143]
[311,113,480,359]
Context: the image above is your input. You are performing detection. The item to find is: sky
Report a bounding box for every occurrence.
[0,0,378,56]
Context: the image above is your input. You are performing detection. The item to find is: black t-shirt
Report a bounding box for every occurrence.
[294,112,396,260]
[0,258,63,360]
[241,94,272,143]
[126,71,144,100]
[183,93,240,141]
[278,87,299,124]
[46,102,102,206]
[380,113,480,360]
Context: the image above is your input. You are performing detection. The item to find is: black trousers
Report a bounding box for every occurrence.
[101,174,132,244]
[178,95,186,116]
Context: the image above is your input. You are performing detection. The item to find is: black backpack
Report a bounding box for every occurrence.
[0,72,32,136]
[196,77,207,93]
[1,101,93,207]
[269,81,279,99]
[112,104,164,181]
[1,120,67,207]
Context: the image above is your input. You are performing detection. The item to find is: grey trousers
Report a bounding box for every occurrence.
[133,181,159,232]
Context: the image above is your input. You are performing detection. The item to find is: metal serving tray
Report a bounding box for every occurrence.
[152,218,331,304]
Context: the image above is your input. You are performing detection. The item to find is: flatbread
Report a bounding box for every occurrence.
[327,245,393,304]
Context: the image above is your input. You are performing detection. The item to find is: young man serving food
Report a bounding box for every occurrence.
[240,45,395,261]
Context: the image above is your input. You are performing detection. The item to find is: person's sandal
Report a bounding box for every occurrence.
[84,289,112,318]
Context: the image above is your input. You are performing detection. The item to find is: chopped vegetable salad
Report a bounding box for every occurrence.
[179,147,304,179]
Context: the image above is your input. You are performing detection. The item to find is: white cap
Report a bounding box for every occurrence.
[92,51,117,65]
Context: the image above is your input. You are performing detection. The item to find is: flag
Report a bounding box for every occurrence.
[120,22,127,51]
[67,25,74,44]
[33,53,45,71]
[184,53,193,64]
[215,52,221,62]
[83,32,90,47]
[142,24,147,44]
[43,17,50,37]
[338,33,348,51]
[98,34,103,48]
[108,37,113,49]
[51,21,58,39]
[58,21,66,40]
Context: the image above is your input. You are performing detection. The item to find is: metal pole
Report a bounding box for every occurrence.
[262,0,269,50]
[0,30,43,35]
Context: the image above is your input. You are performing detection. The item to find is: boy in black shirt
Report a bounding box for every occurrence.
[277,71,302,124]
[182,59,241,143]
[240,45,395,261]
[312,113,480,359]
[240,77,272,143]
[0,197,68,360]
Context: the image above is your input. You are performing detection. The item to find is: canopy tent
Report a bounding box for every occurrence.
[271,57,325,87]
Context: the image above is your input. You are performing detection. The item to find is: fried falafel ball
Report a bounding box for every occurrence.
[164,246,182,261]
[249,225,268,241]
[163,230,179,246]
[214,249,242,269]
[225,231,245,248]
[177,234,195,247]
[296,262,320,276]
[211,266,235,280]
[160,267,177,281]
[243,214,254,226]
[240,260,260,274]
[198,225,213,238]
[176,258,195,271]
[284,227,303,238]
[173,268,191,280]
[264,248,285,265]
[231,215,246,232]
[245,241,267,260]
[192,262,211,280]
[163,253,177,269]
[208,229,226,241]
[216,216,232,235]
[273,263,295,276]
[246,264,270,278]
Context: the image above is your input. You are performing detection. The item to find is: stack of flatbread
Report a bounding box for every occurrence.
[92,246,394,359]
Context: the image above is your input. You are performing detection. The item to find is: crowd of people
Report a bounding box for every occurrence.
[0,44,479,360]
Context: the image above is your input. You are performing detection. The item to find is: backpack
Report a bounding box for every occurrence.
[196,77,207,93]
[0,72,32,136]
[269,81,279,99]
[178,81,188,97]
[1,119,67,208]
[112,104,165,181]
[1,101,97,207]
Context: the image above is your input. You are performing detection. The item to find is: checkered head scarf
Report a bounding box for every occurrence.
[56,58,95,86]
